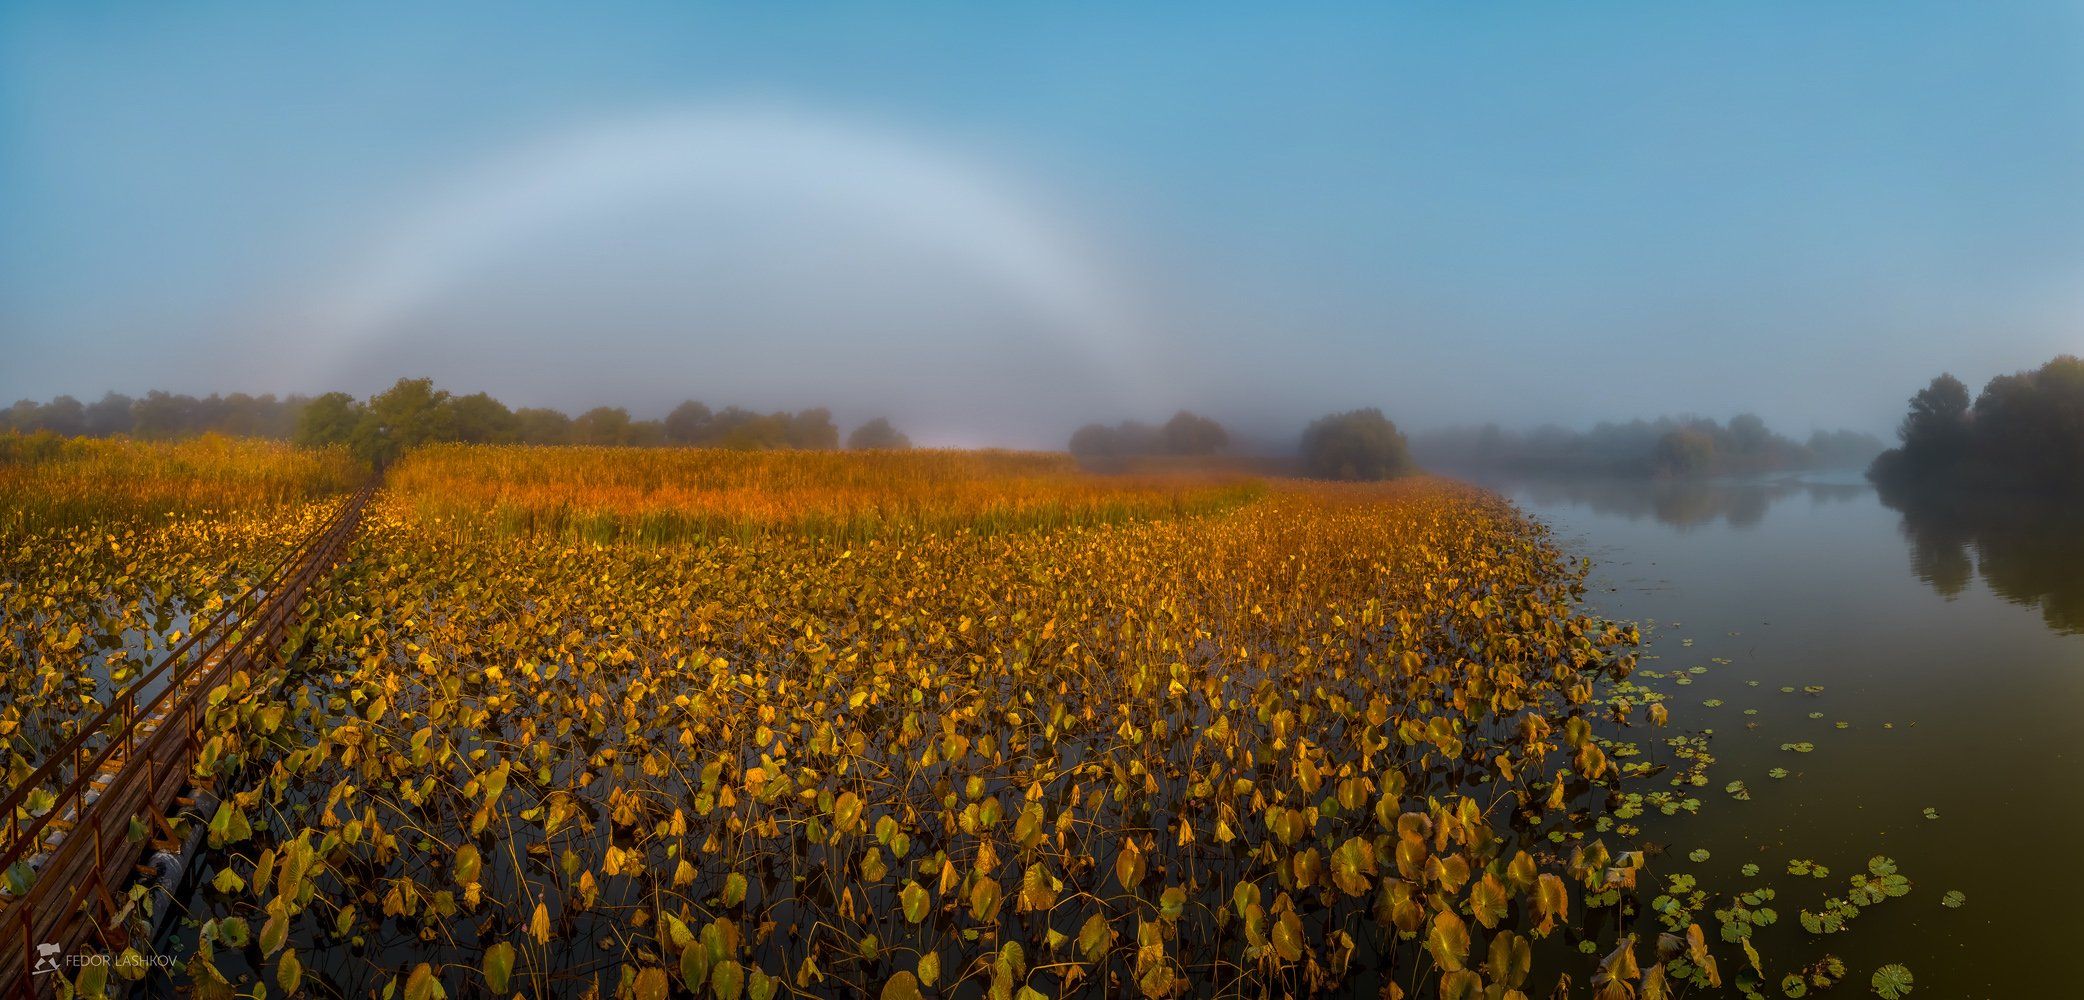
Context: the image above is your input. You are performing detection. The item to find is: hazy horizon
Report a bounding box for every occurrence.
[5,3,2081,448]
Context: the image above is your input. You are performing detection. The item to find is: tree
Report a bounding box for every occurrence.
[786,408,840,449]
[1652,428,1717,476]
[1900,374,1972,459]
[36,396,86,437]
[1068,423,1120,458]
[710,407,790,449]
[1299,408,1412,481]
[572,407,633,446]
[1161,411,1228,455]
[1727,413,1771,454]
[84,392,136,437]
[1806,429,1885,469]
[847,417,912,450]
[448,392,519,444]
[664,401,714,445]
[354,377,454,466]
[1968,356,2084,492]
[513,407,572,445]
[296,392,363,448]
[625,419,667,447]
[3,400,39,433]
[131,391,194,439]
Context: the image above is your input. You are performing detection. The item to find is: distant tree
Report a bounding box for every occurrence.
[625,419,667,448]
[1900,373,1973,462]
[3,400,39,433]
[215,393,266,437]
[709,407,789,449]
[1652,428,1717,476]
[1805,429,1885,469]
[131,391,192,439]
[1969,356,2084,492]
[513,407,572,445]
[1,378,920,458]
[1299,408,1412,481]
[84,392,136,437]
[296,392,363,448]
[847,417,912,450]
[448,392,519,444]
[1727,413,1771,454]
[36,395,86,437]
[272,395,311,440]
[786,408,840,449]
[1114,421,1161,456]
[1068,423,1120,458]
[354,377,454,466]
[572,406,633,446]
[1161,411,1229,455]
[663,401,714,444]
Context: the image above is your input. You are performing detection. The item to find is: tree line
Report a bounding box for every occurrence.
[1411,415,1884,478]
[2,379,912,466]
[10,382,1432,483]
[1069,408,1417,481]
[1067,411,1230,460]
[1868,355,2084,495]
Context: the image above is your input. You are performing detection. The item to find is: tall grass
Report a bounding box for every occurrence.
[0,432,363,531]
[386,444,1265,543]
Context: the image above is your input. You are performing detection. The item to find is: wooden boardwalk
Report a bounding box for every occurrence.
[0,482,374,995]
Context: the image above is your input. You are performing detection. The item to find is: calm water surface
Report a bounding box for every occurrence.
[1490,474,2084,998]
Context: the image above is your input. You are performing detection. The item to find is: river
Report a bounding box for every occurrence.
[1487,472,2084,996]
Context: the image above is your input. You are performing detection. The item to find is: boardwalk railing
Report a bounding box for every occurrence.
[0,481,375,993]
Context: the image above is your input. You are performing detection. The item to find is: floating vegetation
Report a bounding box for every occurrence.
[1871,963,1914,998]
[1,436,356,788]
[6,441,1989,997]
[130,466,1755,998]
[1778,954,1846,996]
[1940,890,1966,908]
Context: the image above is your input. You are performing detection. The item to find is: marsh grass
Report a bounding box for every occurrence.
[388,444,1266,543]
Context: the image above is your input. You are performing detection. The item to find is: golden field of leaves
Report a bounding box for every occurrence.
[7,441,1726,1000]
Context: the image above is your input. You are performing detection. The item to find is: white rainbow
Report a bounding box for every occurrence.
[302,102,1149,387]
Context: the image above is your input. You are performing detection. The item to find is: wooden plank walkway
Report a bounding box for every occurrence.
[0,482,374,996]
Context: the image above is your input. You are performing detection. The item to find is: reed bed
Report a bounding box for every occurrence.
[0,433,361,531]
[386,444,1266,543]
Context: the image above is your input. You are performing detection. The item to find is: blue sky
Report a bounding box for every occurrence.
[3,1,2080,444]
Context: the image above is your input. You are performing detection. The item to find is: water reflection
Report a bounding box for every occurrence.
[1489,468,2084,995]
[1484,474,1868,530]
[1881,488,2084,634]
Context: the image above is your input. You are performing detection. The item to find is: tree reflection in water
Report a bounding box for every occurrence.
[1496,474,1867,530]
[1880,487,2084,635]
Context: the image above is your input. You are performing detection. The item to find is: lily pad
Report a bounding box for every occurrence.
[1871,963,1913,998]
